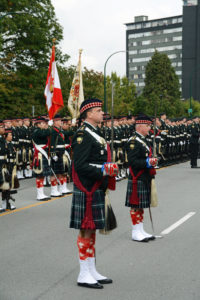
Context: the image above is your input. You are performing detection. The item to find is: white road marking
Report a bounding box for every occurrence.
[161,212,196,235]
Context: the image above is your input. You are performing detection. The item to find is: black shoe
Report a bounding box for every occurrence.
[98,278,113,284]
[37,197,51,201]
[132,238,149,243]
[77,282,103,289]
[0,209,5,214]
[191,166,199,168]
[62,192,72,195]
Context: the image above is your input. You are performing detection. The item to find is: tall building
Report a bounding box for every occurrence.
[126,0,200,101]
[182,0,200,100]
[126,15,183,94]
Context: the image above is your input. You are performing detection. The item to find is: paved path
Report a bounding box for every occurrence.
[0,162,200,300]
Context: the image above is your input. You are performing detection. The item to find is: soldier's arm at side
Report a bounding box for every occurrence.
[73,132,104,180]
[127,142,147,169]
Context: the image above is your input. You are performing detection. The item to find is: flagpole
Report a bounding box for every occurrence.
[78,49,83,118]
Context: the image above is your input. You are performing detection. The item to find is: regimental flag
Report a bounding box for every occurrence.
[44,45,64,120]
[68,49,84,120]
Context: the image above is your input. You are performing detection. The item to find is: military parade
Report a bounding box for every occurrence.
[0,112,199,211]
[1,0,200,299]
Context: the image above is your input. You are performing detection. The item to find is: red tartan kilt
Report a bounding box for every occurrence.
[125,178,151,209]
[70,184,105,229]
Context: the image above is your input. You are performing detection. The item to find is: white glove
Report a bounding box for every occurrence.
[52,155,58,162]
[48,119,53,126]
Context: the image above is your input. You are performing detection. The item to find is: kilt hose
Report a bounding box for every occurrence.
[51,153,65,175]
[33,155,52,178]
[125,178,151,209]
[70,184,105,230]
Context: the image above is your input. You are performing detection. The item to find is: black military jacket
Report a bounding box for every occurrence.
[0,135,7,185]
[190,123,199,144]
[127,132,153,183]
[32,128,50,146]
[72,122,108,191]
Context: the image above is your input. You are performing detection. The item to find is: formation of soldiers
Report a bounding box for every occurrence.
[101,113,198,175]
[0,112,199,212]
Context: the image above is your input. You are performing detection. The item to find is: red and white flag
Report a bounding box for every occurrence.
[44,45,64,120]
[68,49,84,121]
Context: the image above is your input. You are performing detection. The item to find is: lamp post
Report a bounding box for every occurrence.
[188,65,200,117]
[189,74,193,117]
[104,50,126,114]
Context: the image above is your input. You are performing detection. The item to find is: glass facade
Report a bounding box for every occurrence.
[126,15,183,93]
[183,0,197,5]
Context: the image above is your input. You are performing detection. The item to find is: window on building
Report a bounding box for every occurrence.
[163,27,182,34]
[142,40,151,45]
[173,36,182,41]
[130,66,137,71]
[129,50,138,55]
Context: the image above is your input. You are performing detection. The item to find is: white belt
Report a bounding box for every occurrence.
[89,163,102,169]
[8,159,15,162]
[56,145,65,148]
[0,155,6,159]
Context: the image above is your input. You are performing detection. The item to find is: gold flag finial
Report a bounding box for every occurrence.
[52,38,56,45]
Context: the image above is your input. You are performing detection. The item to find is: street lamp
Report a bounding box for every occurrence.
[104,50,127,113]
[188,66,200,117]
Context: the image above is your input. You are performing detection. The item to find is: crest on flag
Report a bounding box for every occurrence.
[68,49,84,120]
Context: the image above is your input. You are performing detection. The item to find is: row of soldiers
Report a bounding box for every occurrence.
[0,112,199,211]
[0,115,74,212]
[101,113,199,173]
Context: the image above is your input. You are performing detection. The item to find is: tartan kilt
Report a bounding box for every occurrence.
[51,154,65,175]
[33,155,52,178]
[70,184,105,230]
[125,178,151,209]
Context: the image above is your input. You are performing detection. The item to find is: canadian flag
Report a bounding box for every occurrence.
[44,45,64,119]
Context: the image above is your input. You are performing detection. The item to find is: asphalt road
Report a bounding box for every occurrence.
[0,162,200,300]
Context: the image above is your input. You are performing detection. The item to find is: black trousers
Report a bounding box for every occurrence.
[190,143,199,166]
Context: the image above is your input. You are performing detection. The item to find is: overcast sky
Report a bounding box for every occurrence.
[51,0,183,77]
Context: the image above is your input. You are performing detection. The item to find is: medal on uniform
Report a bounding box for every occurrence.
[77,137,83,144]
[101,149,104,155]
[100,137,106,147]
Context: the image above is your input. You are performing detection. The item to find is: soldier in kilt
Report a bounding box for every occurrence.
[4,128,19,210]
[23,117,33,178]
[49,115,69,196]
[125,114,158,242]
[70,98,118,289]
[0,121,10,212]
[61,117,74,192]
[32,117,51,201]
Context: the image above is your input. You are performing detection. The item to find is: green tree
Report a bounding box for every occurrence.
[143,50,181,117]
[106,73,137,115]
[182,98,200,116]
[0,0,69,118]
